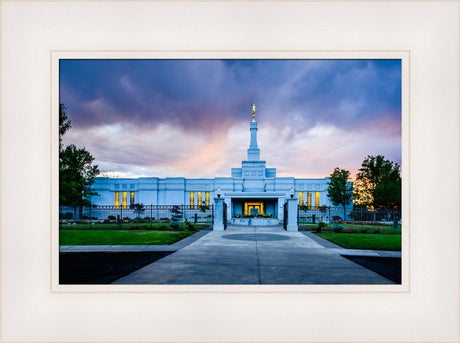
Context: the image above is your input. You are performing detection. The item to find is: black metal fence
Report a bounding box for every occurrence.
[223,202,228,230]
[283,202,288,230]
[298,206,401,233]
[59,205,214,230]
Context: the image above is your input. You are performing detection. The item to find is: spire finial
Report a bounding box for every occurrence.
[250,102,256,119]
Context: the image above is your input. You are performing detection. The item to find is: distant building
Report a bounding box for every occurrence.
[91,114,351,221]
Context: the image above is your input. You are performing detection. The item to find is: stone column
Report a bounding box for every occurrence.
[286,197,298,232]
[278,197,284,221]
[213,197,225,231]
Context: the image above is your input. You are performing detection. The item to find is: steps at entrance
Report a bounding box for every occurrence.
[231,218,280,226]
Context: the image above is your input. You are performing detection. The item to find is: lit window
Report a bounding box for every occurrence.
[115,191,120,209]
[130,191,135,205]
[307,192,311,209]
[299,191,304,205]
[315,192,320,209]
[205,192,210,206]
[190,192,195,208]
[122,191,127,209]
[197,192,202,206]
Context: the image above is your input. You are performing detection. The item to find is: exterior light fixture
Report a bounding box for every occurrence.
[217,187,222,198]
[290,187,294,199]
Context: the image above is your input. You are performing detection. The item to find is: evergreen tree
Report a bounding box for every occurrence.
[327,167,353,220]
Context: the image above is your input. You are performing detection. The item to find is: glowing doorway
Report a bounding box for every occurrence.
[244,202,264,216]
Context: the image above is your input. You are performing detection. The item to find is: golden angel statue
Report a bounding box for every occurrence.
[250,102,257,118]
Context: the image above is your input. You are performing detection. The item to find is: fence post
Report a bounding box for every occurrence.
[328,207,331,232]
[360,207,363,231]
[120,207,123,229]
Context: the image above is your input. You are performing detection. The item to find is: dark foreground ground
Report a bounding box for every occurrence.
[345,256,401,284]
[60,251,401,285]
[59,251,172,284]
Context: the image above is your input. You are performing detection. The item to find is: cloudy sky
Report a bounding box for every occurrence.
[59,59,401,180]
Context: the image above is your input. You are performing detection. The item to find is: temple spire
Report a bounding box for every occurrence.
[247,103,260,161]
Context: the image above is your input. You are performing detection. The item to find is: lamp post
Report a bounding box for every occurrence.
[286,187,298,231]
[216,187,222,198]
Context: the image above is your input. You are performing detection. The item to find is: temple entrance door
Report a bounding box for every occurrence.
[244,202,264,216]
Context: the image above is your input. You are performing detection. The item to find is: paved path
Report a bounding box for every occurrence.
[111,225,397,284]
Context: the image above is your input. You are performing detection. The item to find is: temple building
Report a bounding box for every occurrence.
[90,110,343,221]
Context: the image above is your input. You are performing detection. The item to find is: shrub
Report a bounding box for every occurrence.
[183,218,195,231]
[128,225,136,230]
[108,215,116,220]
[373,227,383,234]
[333,224,344,233]
[359,227,370,233]
[64,212,73,219]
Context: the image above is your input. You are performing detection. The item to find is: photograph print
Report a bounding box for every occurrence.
[58,59,402,285]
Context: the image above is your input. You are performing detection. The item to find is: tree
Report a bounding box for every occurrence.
[169,205,182,229]
[59,104,71,150]
[327,167,353,220]
[355,155,401,209]
[59,104,99,209]
[59,144,99,207]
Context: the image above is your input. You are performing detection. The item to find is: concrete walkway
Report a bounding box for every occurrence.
[111,225,397,284]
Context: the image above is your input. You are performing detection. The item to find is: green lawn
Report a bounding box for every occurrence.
[316,233,401,251]
[60,230,197,245]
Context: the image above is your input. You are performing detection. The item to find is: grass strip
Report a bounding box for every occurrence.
[60,230,196,246]
[316,233,401,251]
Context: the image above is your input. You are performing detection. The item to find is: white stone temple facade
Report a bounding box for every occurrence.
[90,114,345,221]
